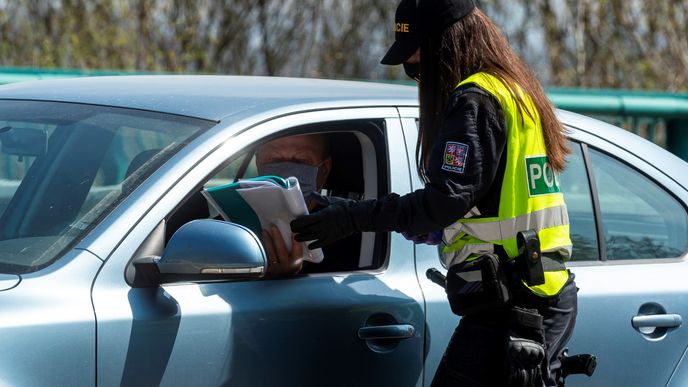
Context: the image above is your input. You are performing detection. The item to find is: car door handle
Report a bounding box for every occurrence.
[632,314,682,329]
[358,324,415,340]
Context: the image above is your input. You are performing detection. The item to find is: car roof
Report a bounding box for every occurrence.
[1,75,685,189]
[0,75,419,122]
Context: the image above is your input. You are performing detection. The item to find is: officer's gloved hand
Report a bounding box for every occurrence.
[291,202,357,249]
[507,336,545,366]
[504,307,546,387]
[505,337,544,387]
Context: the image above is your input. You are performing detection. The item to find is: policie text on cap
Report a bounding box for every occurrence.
[380,0,477,66]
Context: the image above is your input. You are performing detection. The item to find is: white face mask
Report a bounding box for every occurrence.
[258,161,321,197]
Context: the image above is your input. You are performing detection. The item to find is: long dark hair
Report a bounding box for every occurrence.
[417,8,569,182]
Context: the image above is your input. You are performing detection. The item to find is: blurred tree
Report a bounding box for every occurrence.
[0,0,685,90]
[509,0,688,91]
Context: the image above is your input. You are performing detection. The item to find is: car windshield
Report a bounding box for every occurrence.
[0,100,214,274]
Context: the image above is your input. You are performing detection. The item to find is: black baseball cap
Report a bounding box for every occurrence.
[381,0,478,65]
[380,0,420,65]
[419,0,477,35]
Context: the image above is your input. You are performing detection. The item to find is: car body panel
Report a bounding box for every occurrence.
[0,273,20,291]
[668,347,688,386]
[566,260,688,386]
[0,249,102,386]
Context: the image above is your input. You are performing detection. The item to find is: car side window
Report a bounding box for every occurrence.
[559,142,599,261]
[589,148,688,260]
[167,119,389,274]
[206,153,257,188]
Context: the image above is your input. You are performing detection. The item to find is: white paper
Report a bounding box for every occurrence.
[236,177,324,263]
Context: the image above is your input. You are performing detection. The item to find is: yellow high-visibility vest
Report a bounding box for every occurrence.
[441,72,572,297]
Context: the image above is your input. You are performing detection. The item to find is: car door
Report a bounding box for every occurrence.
[91,107,427,387]
[561,128,688,387]
[398,108,461,387]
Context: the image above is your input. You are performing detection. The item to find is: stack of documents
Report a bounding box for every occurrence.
[202,176,324,263]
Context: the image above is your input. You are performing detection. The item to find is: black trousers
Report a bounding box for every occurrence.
[430,273,578,387]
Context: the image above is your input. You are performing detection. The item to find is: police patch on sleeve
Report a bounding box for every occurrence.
[441,141,469,174]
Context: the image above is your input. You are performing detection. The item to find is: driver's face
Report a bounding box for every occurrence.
[256,135,325,168]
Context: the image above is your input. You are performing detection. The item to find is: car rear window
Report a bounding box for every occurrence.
[0,100,214,274]
[588,148,688,260]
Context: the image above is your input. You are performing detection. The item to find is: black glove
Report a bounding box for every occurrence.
[504,307,546,387]
[505,337,544,387]
[506,337,545,387]
[290,202,358,249]
[506,337,545,367]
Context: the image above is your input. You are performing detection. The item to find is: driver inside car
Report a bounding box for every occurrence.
[255,133,359,277]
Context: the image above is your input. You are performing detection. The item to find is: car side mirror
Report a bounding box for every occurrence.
[130,219,266,287]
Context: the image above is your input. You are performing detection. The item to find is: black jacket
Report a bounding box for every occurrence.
[354,83,508,236]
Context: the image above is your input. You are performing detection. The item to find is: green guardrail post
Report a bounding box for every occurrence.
[667,119,688,162]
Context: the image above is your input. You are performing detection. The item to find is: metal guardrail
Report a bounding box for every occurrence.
[548,89,688,161]
[0,66,150,83]
[2,67,688,160]
[547,88,688,118]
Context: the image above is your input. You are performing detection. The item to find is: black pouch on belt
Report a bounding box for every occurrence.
[445,253,511,316]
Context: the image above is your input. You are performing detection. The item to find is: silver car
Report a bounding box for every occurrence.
[0,76,686,387]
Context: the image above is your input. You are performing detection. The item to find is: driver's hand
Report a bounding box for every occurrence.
[261,224,304,277]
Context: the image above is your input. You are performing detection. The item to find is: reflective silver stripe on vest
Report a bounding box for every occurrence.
[442,244,572,270]
[546,244,572,261]
[454,205,569,243]
[542,255,566,271]
[441,243,494,269]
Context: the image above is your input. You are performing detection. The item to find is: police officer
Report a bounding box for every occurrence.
[291,0,578,385]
